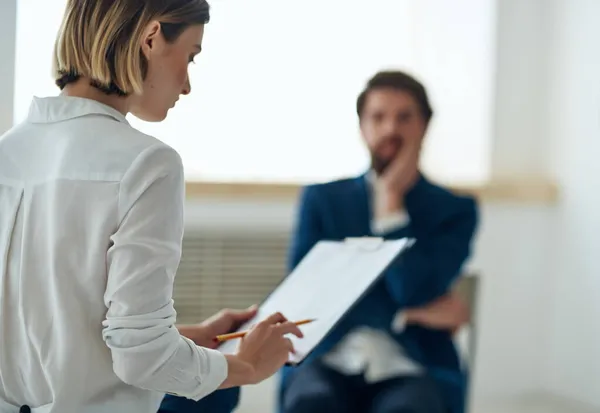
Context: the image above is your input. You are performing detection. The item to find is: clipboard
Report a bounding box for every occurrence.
[217,236,413,365]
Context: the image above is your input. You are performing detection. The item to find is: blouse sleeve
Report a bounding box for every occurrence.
[102,144,227,401]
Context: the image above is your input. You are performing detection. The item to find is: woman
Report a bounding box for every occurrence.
[0,1,301,412]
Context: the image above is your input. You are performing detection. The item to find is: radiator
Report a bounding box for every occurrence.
[173,228,291,324]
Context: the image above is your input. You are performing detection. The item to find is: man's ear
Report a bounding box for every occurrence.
[140,21,162,60]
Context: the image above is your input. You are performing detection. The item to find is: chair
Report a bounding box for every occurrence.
[453,273,481,412]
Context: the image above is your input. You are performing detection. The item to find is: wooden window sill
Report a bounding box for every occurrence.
[185,179,558,204]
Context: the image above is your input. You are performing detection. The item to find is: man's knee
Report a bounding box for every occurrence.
[282,363,350,413]
[283,386,339,413]
[372,377,445,413]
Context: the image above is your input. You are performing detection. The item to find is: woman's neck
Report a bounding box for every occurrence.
[61,78,129,116]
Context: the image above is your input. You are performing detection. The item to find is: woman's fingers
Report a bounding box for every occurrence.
[274,321,304,338]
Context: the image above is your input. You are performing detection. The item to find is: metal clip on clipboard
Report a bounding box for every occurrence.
[343,236,385,251]
[344,236,416,252]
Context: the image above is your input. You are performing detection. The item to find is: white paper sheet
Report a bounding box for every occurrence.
[218,237,412,364]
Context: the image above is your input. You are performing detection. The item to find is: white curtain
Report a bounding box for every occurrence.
[14,0,496,185]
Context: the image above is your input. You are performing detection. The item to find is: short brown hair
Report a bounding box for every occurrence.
[53,0,210,96]
[356,71,433,121]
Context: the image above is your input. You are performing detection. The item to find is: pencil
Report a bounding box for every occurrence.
[214,319,316,343]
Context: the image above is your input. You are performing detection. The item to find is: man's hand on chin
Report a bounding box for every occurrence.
[380,139,421,200]
[177,305,258,349]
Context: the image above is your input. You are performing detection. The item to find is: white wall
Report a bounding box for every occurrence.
[0,0,16,135]
[478,0,600,405]
[491,0,555,180]
[544,0,600,406]
[489,0,600,406]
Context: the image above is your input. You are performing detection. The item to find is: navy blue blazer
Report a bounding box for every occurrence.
[278,173,478,413]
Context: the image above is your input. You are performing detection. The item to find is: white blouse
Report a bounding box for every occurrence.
[0,96,227,413]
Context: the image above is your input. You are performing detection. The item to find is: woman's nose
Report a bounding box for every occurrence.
[182,75,191,95]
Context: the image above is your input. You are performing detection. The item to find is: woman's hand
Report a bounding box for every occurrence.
[220,312,304,388]
[178,305,258,348]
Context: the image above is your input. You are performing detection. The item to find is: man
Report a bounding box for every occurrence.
[279,71,478,413]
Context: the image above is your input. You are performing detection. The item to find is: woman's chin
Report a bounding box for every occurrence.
[131,108,168,123]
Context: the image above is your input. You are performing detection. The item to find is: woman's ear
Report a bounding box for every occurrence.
[140,21,162,60]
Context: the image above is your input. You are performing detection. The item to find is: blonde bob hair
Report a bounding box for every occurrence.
[53,0,210,96]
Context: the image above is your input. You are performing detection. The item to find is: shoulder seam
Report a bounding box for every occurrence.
[116,143,181,222]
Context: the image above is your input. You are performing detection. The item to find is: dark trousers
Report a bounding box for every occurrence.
[158,387,240,413]
[282,362,446,413]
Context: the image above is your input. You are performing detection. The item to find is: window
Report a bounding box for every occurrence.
[14,0,496,185]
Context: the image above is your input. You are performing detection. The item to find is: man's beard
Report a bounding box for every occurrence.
[371,154,393,176]
[370,137,403,175]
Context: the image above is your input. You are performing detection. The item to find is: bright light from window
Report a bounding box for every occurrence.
[14,0,496,185]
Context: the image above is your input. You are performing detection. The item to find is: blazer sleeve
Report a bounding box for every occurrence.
[383,195,479,307]
[287,185,324,272]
